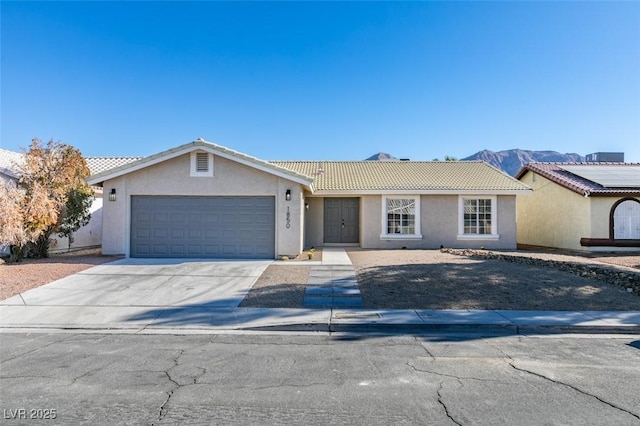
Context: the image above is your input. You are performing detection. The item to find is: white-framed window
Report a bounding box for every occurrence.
[380,196,422,239]
[457,195,499,240]
[190,151,214,177]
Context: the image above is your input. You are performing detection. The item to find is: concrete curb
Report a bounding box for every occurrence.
[1,307,639,335]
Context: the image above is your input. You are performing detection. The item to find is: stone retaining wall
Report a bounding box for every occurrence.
[441,248,640,296]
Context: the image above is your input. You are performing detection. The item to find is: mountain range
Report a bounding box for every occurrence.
[365,149,585,176]
[461,149,585,176]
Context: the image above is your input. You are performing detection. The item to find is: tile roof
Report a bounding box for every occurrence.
[0,148,24,178]
[85,157,141,175]
[515,162,640,197]
[0,149,140,177]
[271,160,530,193]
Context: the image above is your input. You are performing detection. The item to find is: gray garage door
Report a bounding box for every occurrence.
[131,196,275,259]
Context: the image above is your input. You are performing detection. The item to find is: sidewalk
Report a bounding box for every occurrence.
[1,305,639,334]
[1,249,639,335]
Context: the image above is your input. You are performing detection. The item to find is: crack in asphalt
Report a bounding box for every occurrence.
[406,361,511,384]
[238,382,330,391]
[155,349,185,425]
[0,375,73,383]
[437,382,463,426]
[417,340,436,360]
[508,362,640,421]
[70,367,106,385]
[0,335,72,363]
[153,338,215,425]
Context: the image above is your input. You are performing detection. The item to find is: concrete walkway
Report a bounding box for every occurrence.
[303,247,363,308]
[1,248,639,335]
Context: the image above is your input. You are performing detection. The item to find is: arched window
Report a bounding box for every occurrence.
[612,198,640,239]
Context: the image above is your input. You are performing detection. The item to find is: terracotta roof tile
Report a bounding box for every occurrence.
[515,162,640,196]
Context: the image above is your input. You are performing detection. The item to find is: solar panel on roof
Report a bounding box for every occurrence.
[559,165,640,188]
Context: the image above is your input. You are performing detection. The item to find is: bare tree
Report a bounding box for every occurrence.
[0,180,57,261]
[0,139,93,261]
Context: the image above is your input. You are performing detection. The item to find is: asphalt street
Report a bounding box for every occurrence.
[1,332,639,425]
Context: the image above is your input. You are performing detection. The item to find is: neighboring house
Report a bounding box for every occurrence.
[87,139,531,259]
[0,149,23,255]
[515,162,640,252]
[0,148,22,184]
[0,148,139,254]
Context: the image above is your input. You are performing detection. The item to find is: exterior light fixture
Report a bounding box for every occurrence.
[285,189,291,201]
[109,188,116,202]
[305,203,310,211]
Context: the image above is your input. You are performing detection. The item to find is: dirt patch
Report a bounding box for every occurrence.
[347,249,640,311]
[239,265,309,308]
[0,249,121,301]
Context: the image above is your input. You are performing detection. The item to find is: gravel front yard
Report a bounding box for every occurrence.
[0,250,121,301]
[348,249,640,311]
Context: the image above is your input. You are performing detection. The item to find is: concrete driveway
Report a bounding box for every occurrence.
[2,258,271,308]
[0,258,286,331]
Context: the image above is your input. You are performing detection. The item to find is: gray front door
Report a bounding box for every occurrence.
[324,198,359,243]
[130,196,275,259]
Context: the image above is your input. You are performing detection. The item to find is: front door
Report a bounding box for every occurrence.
[324,198,359,243]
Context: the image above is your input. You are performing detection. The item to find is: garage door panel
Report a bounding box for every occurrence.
[136,229,151,239]
[131,196,275,259]
[222,245,237,255]
[204,245,220,255]
[152,246,167,255]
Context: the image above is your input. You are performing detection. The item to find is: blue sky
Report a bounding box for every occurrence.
[2,1,639,162]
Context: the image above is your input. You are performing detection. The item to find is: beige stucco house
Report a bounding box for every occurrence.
[86,139,531,259]
[516,162,640,252]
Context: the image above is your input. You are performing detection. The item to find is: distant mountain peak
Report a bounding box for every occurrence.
[365,152,397,161]
[462,149,585,176]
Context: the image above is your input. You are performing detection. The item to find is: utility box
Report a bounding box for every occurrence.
[585,152,625,162]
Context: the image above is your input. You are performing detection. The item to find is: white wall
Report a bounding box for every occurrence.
[50,192,103,253]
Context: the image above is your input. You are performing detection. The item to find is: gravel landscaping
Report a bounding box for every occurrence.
[348,249,640,311]
[0,249,122,301]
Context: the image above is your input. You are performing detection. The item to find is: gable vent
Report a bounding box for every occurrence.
[196,152,209,172]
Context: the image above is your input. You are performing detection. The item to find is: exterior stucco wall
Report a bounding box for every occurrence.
[590,197,614,239]
[517,171,591,250]
[589,196,640,239]
[100,153,304,257]
[313,194,517,250]
[304,197,325,248]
